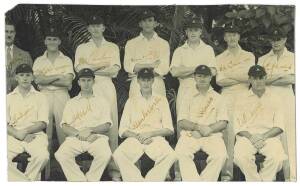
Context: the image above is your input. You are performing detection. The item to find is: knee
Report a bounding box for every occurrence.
[31,150,49,163]
[54,148,67,162]
[94,149,112,161]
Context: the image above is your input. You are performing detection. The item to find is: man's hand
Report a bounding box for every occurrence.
[77,128,92,141]
[86,134,99,143]
[152,60,161,68]
[142,137,153,145]
[14,129,28,141]
[23,134,36,143]
[198,125,213,137]
[137,132,153,144]
[191,131,202,139]
[253,139,266,149]
[249,134,265,145]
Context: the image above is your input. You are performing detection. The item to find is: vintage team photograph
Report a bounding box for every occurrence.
[4,4,295,182]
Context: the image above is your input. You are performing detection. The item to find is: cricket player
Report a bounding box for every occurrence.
[7,64,49,181]
[124,9,170,97]
[33,27,74,145]
[233,65,287,181]
[257,27,295,181]
[74,15,120,180]
[55,68,112,181]
[216,22,255,180]
[175,65,228,181]
[113,68,176,181]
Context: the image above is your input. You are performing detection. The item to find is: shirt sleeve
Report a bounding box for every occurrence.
[216,97,229,122]
[111,44,121,68]
[123,41,136,74]
[232,100,248,135]
[160,97,174,132]
[273,99,285,131]
[97,99,113,128]
[177,96,190,122]
[154,41,170,76]
[119,99,132,137]
[63,57,75,79]
[37,94,49,125]
[207,47,217,68]
[170,47,182,69]
[32,59,42,76]
[60,101,74,127]
[74,44,89,72]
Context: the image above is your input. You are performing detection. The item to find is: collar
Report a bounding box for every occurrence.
[193,86,214,97]
[41,50,64,60]
[224,45,242,57]
[247,88,270,98]
[269,47,288,57]
[74,92,96,100]
[138,32,158,41]
[89,38,108,47]
[11,86,37,96]
[137,90,158,101]
[182,39,205,49]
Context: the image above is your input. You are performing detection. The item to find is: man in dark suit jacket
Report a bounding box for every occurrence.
[6,20,33,93]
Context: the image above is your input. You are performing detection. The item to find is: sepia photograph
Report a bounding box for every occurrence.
[3,2,296,182]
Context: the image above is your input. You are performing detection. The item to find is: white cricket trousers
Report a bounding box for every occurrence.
[175,134,227,181]
[234,136,287,181]
[7,132,49,181]
[55,136,112,181]
[113,137,176,181]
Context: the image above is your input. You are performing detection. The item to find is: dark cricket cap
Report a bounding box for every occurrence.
[137,68,154,79]
[269,26,287,41]
[45,27,60,38]
[194,65,212,76]
[77,68,95,79]
[15,64,33,74]
[248,65,267,78]
[224,22,240,33]
[88,15,105,25]
[139,9,156,21]
[184,17,203,29]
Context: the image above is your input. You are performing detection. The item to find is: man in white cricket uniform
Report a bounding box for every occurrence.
[257,27,295,181]
[170,18,216,180]
[113,68,176,181]
[124,10,170,97]
[216,23,255,180]
[233,65,287,181]
[33,28,74,145]
[55,68,112,181]
[7,64,49,181]
[74,15,120,180]
[175,65,228,181]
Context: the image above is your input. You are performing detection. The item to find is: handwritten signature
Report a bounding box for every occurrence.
[10,106,34,126]
[70,103,93,125]
[35,65,70,75]
[129,97,162,130]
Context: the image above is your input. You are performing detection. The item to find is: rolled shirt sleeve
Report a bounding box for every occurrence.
[161,97,174,132]
[37,94,49,125]
[154,41,170,76]
[123,41,136,74]
[119,99,132,137]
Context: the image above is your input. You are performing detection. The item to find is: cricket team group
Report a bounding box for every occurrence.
[5,9,295,181]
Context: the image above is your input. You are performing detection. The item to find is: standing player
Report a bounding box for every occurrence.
[74,15,121,180]
[33,28,74,146]
[124,9,170,97]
